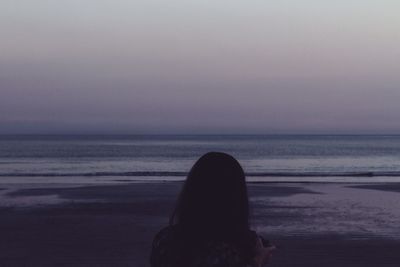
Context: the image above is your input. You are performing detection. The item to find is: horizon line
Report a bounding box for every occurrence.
[2,133,400,136]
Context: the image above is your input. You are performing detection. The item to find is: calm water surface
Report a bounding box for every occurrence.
[1,135,400,183]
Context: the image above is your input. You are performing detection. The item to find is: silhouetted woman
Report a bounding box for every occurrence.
[150,152,275,267]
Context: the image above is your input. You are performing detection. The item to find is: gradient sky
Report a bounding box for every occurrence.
[1,0,400,134]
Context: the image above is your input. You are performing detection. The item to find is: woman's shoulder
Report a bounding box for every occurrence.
[150,226,261,267]
[152,225,258,247]
[150,225,181,266]
[151,225,179,251]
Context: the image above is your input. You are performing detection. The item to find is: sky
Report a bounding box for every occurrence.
[1,0,400,134]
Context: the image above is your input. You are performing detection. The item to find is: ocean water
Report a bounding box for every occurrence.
[1,135,400,183]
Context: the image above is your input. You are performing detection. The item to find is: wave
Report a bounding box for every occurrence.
[1,171,400,177]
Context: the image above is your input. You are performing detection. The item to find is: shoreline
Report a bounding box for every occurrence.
[1,182,400,266]
[1,176,400,185]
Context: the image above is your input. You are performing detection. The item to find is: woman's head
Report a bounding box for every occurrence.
[171,152,249,240]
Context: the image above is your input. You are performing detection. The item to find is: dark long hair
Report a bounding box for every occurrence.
[170,152,254,261]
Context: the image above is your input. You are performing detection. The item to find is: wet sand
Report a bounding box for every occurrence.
[349,183,400,193]
[0,182,400,266]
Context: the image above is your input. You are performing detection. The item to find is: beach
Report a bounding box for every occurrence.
[1,181,400,266]
[3,0,400,263]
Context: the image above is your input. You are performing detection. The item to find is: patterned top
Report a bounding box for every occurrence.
[150,225,258,267]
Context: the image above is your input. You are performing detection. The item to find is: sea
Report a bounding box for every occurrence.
[1,135,400,184]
